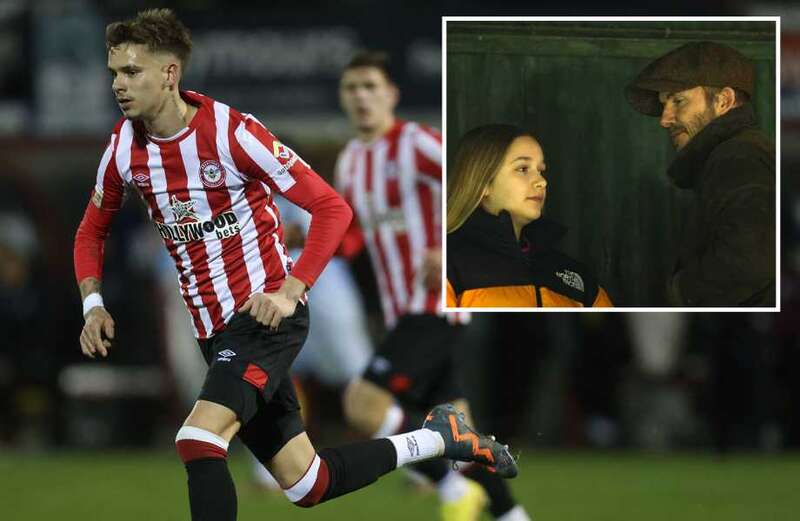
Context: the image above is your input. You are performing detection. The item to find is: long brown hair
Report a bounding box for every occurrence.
[447,124,533,233]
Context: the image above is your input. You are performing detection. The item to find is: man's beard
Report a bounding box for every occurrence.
[671,106,717,149]
[685,106,716,141]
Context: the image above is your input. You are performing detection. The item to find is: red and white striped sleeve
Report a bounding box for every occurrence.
[73,125,126,283]
[414,125,442,181]
[332,149,364,259]
[232,115,352,288]
[333,148,349,199]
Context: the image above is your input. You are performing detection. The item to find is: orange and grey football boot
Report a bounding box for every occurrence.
[423,403,518,479]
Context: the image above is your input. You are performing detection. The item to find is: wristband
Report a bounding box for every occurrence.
[82,293,105,317]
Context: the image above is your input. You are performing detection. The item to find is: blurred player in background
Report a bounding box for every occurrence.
[336,51,531,521]
[271,196,373,388]
[73,9,515,520]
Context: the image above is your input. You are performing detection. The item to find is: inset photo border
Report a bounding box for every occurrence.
[441,16,780,312]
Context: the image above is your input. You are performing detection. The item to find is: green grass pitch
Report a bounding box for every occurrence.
[3,450,799,520]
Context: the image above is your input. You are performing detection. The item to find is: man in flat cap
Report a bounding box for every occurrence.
[626,41,775,307]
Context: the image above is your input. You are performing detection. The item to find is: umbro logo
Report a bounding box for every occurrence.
[217,349,237,362]
[406,435,420,457]
[132,171,150,186]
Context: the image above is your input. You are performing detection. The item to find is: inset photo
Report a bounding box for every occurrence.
[443,17,778,310]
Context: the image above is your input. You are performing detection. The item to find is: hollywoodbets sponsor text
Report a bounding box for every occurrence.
[156,211,241,244]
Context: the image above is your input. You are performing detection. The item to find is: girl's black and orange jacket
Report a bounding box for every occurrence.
[446,209,612,308]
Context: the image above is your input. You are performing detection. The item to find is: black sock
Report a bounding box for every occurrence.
[318,438,397,503]
[463,464,516,518]
[185,459,237,521]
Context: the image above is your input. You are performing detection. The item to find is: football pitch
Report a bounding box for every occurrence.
[3,449,799,520]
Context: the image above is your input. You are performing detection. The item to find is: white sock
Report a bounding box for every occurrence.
[497,505,532,521]
[283,454,325,505]
[437,470,470,502]
[175,425,229,450]
[387,428,444,467]
[372,403,404,438]
[252,459,281,490]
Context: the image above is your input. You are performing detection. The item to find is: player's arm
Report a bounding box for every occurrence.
[331,152,365,260]
[414,126,443,290]
[74,135,124,358]
[77,275,115,359]
[414,124,442,181]
[233,116,352,328]
[336,218,365,260]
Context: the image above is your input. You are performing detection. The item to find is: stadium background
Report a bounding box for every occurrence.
[0,0,798,519]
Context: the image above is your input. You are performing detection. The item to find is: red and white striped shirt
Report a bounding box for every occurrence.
[336,120,447,327]
[74,90,351,339]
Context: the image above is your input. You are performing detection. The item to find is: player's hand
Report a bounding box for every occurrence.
[240,276,306,330]
[80,307,115,359]
[420,248,442,292]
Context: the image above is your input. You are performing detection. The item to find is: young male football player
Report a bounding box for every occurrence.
[74,10,516,520]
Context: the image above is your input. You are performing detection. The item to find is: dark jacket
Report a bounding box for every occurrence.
[667,103,775,306]
[447,209,612,308]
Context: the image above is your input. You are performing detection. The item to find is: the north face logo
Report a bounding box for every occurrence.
[555,270,585,292]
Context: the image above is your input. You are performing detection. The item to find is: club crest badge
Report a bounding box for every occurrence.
[199,159,226,188]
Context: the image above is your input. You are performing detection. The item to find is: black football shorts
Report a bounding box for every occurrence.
[362,313,465,408]
[196,303,309,462]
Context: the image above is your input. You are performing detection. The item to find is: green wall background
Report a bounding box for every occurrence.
[446,21,776,306]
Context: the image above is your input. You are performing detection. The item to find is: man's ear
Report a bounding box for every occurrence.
[164,62,180,90]
[389,83,400,110]
[715,86,737,116]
